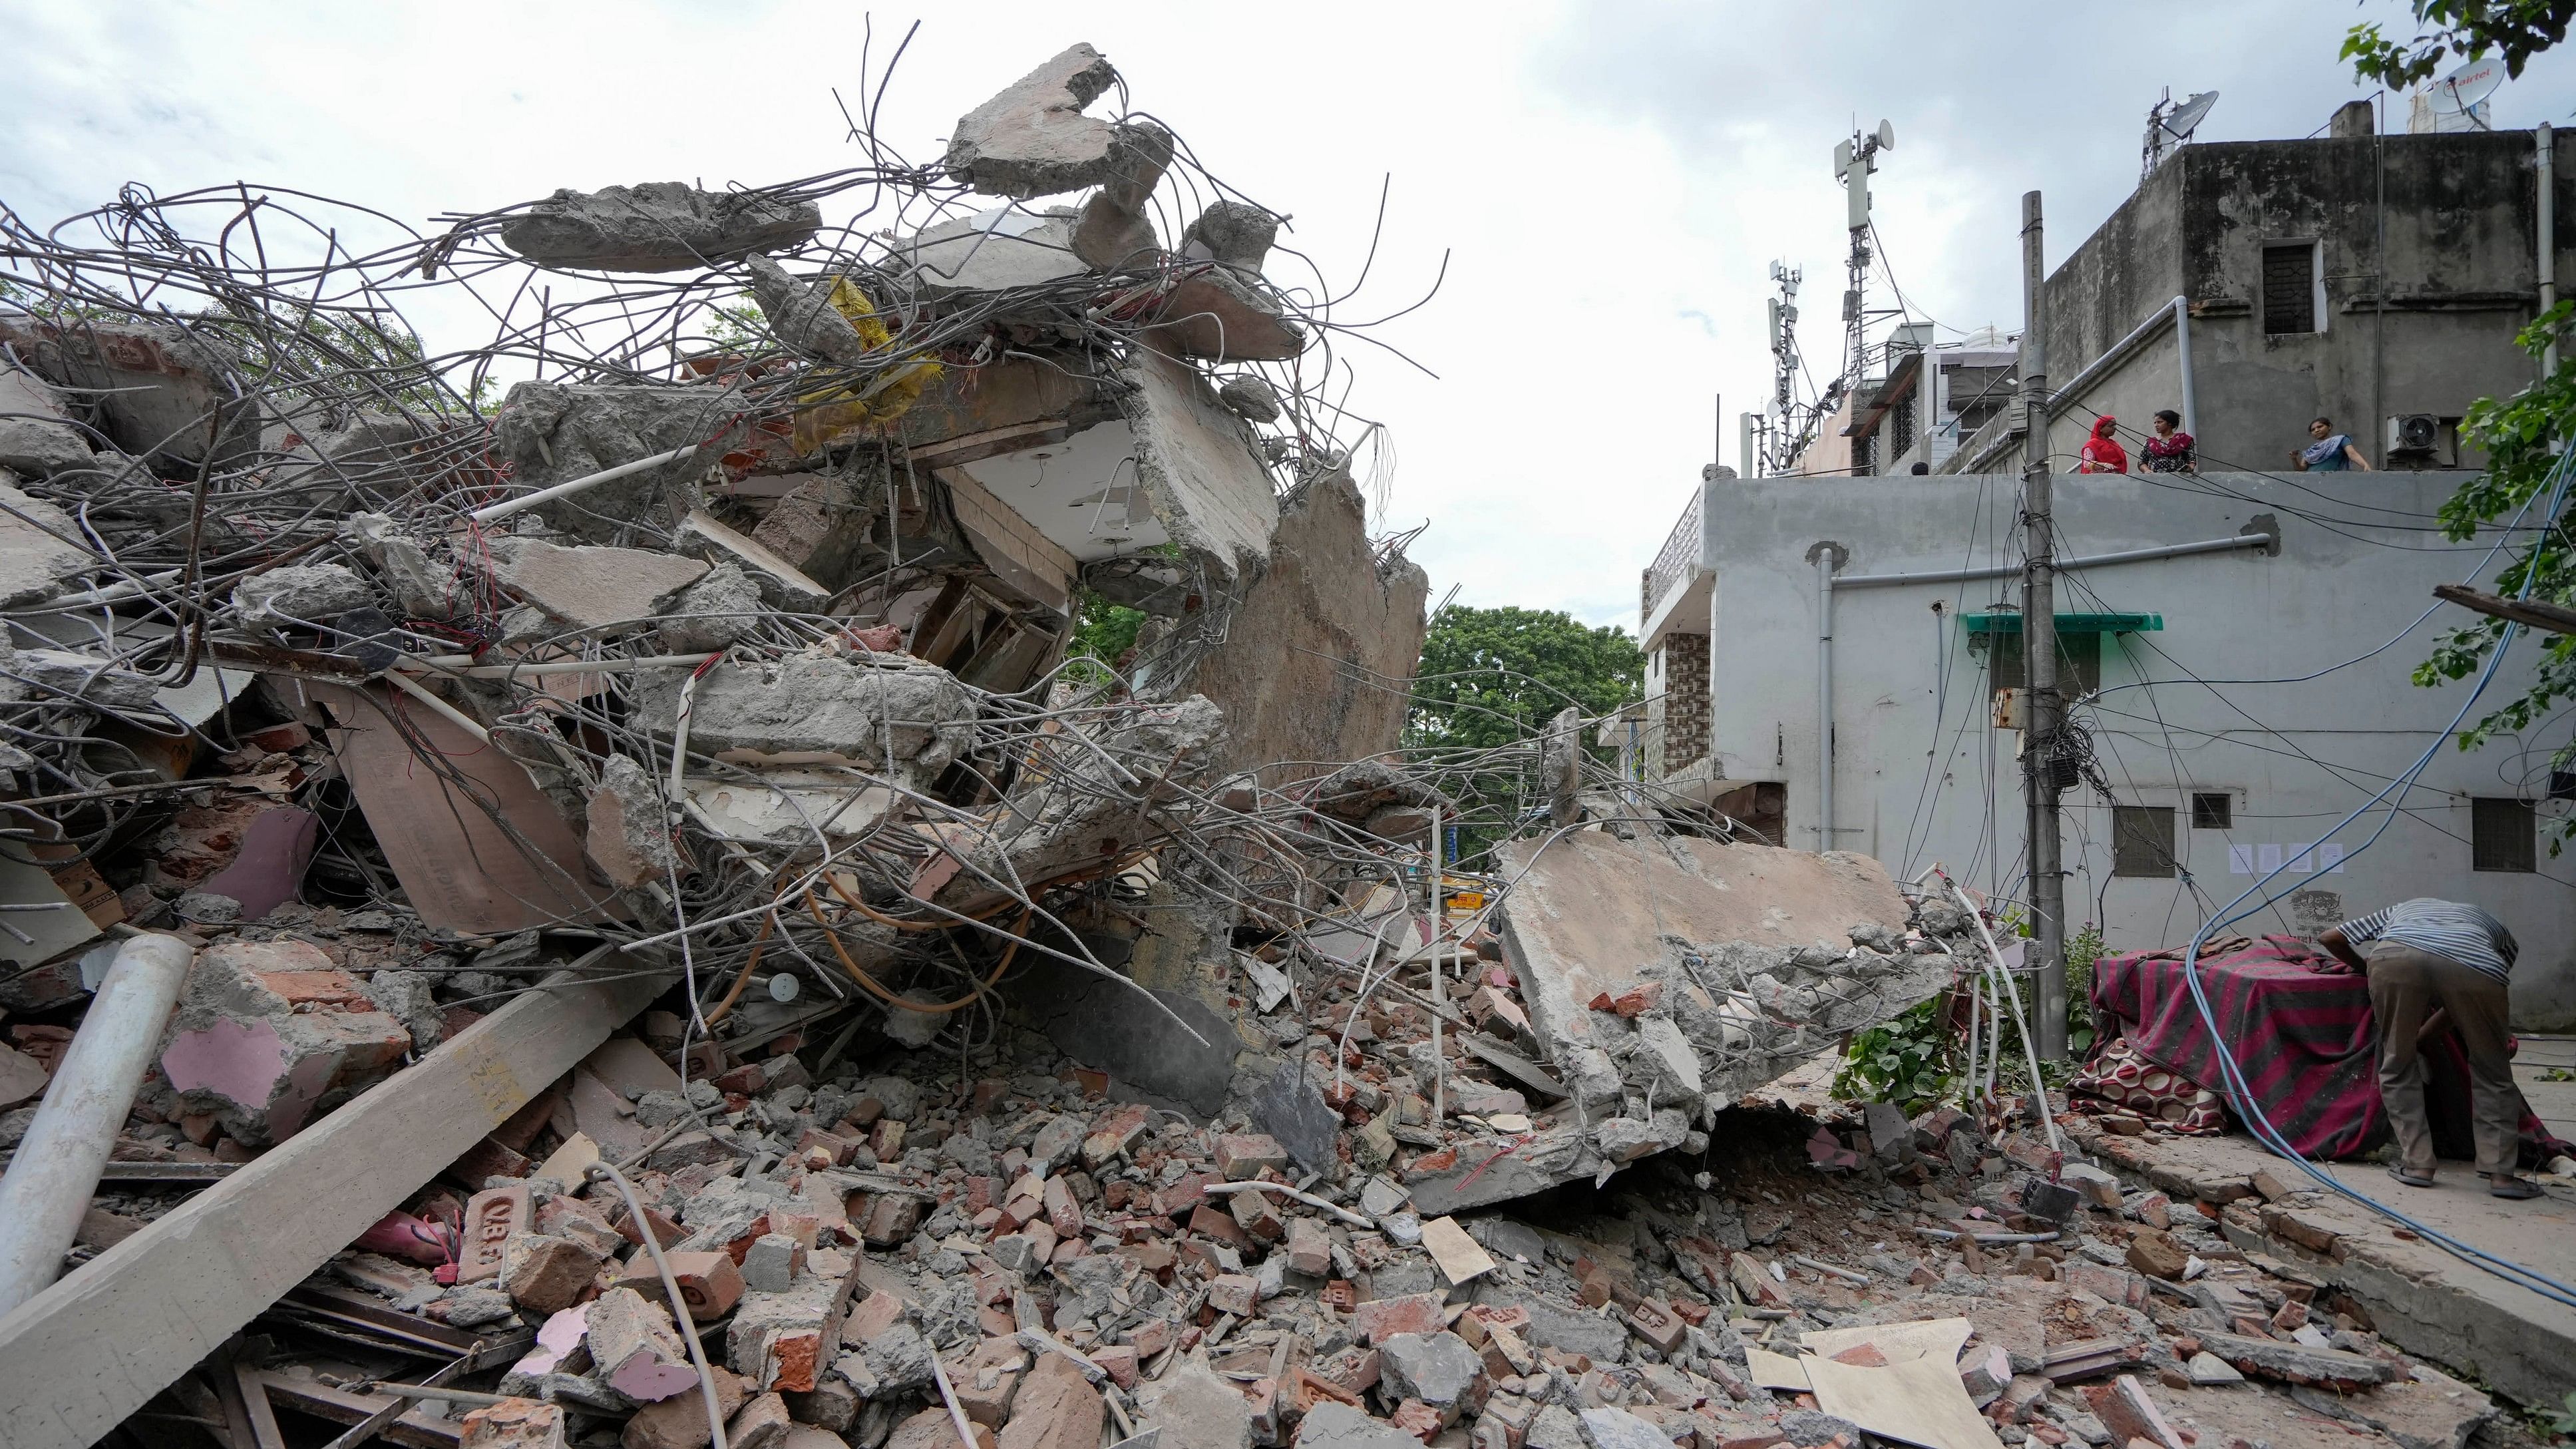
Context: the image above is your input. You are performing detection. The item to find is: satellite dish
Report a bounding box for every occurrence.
[2432,56,2504,112]
[1875,119,1897,152]
[2159,90,2220,141]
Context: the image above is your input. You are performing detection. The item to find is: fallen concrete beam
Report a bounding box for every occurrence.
[1495,833,1934,1126]
[0,951,673,1449]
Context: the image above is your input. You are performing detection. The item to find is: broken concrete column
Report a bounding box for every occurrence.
[1181,201,1280,277]
[156,938,415,1145]
[498,183,821,273]
[586,755,676,892]
[946,44,1163,201]
[1071,121,1175,272]
[743,256,873,368]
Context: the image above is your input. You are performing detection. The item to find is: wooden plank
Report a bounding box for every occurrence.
[311,683,624,934]
[0,953,671,1449]
[2432,582,2576,636]
[245,1372,461,1449]
[233,1362,291,1449]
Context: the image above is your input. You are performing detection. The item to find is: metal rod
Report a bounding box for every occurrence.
[2171,296,2197,439]
[1834,531,2270,591]
[0,934,194,1316]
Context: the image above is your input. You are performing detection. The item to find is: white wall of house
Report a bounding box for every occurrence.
[1689,469,2576,1028]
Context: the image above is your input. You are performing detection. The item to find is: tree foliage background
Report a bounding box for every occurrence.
[2347,6,2576,847]
[1406,604,1645,753]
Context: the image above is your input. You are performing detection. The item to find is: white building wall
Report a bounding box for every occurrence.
[1697,470,2576,1028]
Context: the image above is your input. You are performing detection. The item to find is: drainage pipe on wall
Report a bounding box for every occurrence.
[0,933,195,1317]
[2542,123,2559,375]
[1958,295,2197,471]
[1810,523,2277,850]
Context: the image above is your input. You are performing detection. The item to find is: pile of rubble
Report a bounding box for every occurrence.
[8,27,2467,1449]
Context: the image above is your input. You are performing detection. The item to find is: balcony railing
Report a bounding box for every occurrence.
[1641,485,1704,628]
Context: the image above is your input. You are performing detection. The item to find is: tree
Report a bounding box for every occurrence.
[2342,17,2576,847]
[1407,604,1644,753]
[2344,1,2576,87]
[2412,305,2576,825]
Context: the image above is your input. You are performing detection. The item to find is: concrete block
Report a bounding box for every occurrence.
[500,183,821,273]
[995,1350,1103,1449]
[945,45,1154,200]
[588,1287,699,1402]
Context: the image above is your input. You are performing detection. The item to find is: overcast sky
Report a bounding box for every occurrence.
[8,1,2574,630]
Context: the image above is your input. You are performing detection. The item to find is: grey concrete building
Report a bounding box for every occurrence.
[1946,102,2571,475]
[1632,107,2576,1026]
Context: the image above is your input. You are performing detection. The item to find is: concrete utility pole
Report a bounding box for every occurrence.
[2018,190,2069,1062]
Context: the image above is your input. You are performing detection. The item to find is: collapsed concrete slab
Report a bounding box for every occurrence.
[902,209,1089,299]
[922,696,1226,915]
[1493,834,1936,1119]
[1157,471,1429,775]
[944,43,1163,200]
[498,182,821,272]
[1099,351,1282,613]
[491,537,711,634]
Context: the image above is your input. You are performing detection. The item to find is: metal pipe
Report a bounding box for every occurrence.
[2542,124,2559,375]
[467,442,706,526]
[1835,530,2271,591]
[2171,296,2198,439]
[0,933,194,1316]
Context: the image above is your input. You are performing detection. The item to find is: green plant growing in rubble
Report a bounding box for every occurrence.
[1063,587,1147,688]
[1832,997,1954,1112]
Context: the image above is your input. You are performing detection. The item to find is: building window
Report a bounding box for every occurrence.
[2262,242,2320,334]
[2471,797,2535,873]
[2113,805,2178,877]
[2190,792,2233,830]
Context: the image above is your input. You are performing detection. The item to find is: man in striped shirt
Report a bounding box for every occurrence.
[2322,899,2541,1198]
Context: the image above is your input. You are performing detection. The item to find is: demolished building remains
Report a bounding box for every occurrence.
[0,34,2493,1449]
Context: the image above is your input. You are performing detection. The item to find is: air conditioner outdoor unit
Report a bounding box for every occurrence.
[2384,413,2458,468]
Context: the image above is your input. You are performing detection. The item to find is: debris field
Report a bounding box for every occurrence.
[0,32,2524,1449]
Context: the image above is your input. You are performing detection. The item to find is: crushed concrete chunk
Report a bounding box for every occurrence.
[232,563,374,626]
[499,182,821,272]
[494,538,709,634]
[0,481,96,607]
[945,44,1152,200]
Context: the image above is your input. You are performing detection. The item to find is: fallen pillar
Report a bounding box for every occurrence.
[0,950,673,1449]
[0,932,194,1316]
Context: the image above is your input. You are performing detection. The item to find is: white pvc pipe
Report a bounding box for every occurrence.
[467,443,705,526]
[2171,296,2197,440]
[0,933,195,1315]
[1816,550,1836,851]
[2541,124,2559,375]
